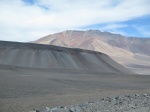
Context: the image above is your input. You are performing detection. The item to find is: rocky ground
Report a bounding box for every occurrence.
[31,94,150,112]
[1,67,150,112]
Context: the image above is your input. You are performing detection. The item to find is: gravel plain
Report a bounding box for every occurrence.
[0,67,150,112]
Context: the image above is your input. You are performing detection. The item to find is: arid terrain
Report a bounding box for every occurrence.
[1,65,150,112]
[34,30,150,75]
[0,0,150,111]
[0,41,150,112]
[0,65,150,112]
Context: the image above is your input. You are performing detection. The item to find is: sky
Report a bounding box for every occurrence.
[0,0,150,42]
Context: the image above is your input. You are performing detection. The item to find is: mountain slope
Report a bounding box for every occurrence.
[34,30,150,74]
[34,30,134,57]
[34,30,150,56]
[0,41,133,74]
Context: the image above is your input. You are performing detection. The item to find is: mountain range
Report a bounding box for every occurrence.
[34,30,150,74]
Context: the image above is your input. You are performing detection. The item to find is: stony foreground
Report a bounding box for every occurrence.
[31,94,150,112]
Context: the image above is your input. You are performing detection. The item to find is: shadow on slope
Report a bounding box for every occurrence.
[0,41,133,74]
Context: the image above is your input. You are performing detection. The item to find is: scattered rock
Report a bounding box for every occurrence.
[31,94,150,112]
[45,107,50,112]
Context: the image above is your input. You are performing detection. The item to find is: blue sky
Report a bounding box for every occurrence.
[22,0,35,5]
[83,15,150,37]
[0,0,150,42]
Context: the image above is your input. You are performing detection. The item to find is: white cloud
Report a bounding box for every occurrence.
[134,25,150,37]
[0,0,150,42]
[100,24,128,30]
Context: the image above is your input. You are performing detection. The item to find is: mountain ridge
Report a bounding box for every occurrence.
[0,40,133,74]
[34,30,150,55]
[34,30,150,74]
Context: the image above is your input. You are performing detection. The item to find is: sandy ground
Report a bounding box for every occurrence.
[0,68,150,112]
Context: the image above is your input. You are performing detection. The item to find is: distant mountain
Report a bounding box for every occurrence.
[0,41,133,74]
[35,30,150,56]
[34,30,150,74]
[34,30,132,57]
